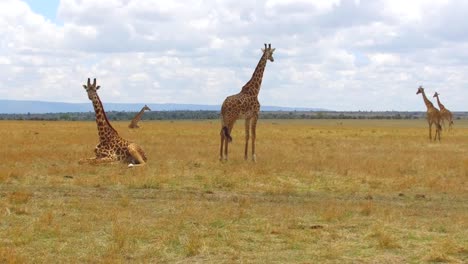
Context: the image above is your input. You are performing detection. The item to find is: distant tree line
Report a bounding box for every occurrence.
[0,110,466,121]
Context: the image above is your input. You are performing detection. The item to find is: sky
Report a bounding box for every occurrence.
[0,0,467,111]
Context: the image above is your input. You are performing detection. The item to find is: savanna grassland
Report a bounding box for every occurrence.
[0,119,467,263]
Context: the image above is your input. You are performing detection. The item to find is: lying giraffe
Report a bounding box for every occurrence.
[220,43,275,161]
[129,105,151,129]
[433,92,454,131]
[416,86,442,141]
[80,78,147,167]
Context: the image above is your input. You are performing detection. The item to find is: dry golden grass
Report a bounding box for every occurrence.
[0,119,467,263]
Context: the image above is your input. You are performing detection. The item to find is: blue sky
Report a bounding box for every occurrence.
[23,0,59,22]
[1,0,468,111]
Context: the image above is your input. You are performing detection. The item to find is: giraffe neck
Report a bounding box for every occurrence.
[420,91,435,110]
[90,93,119,142]
[132,107,147,123]
[241,52,268,97]
[435,95,445,110]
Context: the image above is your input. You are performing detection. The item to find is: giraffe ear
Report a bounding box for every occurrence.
[96,86,101,90]
[83,85,87,89]
[261,48,265,52]
[271,48,276,52]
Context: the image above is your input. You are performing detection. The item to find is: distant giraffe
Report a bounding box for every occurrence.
[219,43,275,161]
[433,92,454,131]
[80,78,147,167]
[129,105,151,129]
[416,86,442,141]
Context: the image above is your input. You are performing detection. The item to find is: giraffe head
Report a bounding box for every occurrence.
[143,105,151,111]
[416,86,424,95]
[83,78,101,100]
[433,92,440,98]
[261,43,276,62]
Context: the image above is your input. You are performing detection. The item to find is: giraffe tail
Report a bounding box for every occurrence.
[221,126,232,142]
[437,123,442,131]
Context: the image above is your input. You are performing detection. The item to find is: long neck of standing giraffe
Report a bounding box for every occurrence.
[90,92,119,142]
[241,52,268,97]
[132,107,147,124]
[420,90,434,110]
[434,95,445,110]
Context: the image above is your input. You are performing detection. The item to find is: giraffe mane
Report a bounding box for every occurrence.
[94,93,118,133]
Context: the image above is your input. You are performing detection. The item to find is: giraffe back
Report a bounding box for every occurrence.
[222,93,260,122]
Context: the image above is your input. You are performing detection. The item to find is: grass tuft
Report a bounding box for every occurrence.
[8,191,33,204]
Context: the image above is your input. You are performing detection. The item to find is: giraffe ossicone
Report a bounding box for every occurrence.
[219,43,276,161]
[80,78,148,167]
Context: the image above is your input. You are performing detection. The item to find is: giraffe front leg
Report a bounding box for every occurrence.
[244,118,251,160]
[251,116,258,162]
[79,156,117,165]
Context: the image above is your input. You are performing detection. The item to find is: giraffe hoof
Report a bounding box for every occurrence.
[252,155,257,163]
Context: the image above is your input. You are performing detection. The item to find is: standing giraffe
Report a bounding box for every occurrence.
[219,43,275,161]
[80,78,147,167]
[416,86,442,141]
[433,92,454,131]
[129,105,151,129]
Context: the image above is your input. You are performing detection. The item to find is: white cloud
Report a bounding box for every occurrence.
[0,0,467,111]
[368,53,400,66]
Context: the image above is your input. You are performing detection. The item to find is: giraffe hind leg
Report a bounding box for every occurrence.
[224,126,233,161]
[220,129,225,161]
[127,143,147,167]
[428,122,433,141]
[224,134,229,161]
[251,117,258,162]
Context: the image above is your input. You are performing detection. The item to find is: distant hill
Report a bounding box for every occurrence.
[0,100,326,114]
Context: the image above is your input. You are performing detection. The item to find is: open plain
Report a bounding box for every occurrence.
[0,119,467,263]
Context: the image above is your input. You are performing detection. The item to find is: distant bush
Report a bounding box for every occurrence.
[0,110,465,121]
